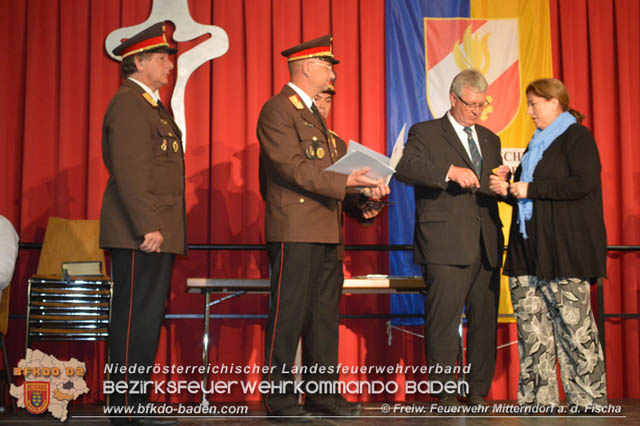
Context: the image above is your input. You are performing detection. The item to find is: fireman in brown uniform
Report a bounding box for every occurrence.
[100,23,183,426]
[257,35,389,420]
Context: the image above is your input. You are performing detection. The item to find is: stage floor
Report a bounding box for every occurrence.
[0,400,636,425]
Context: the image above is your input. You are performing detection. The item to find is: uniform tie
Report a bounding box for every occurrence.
[463,126,482,177]
[311,103,327,134]
[157,99,169,115]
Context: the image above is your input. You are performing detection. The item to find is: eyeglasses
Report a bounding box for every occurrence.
[455,93,490,111]
[310,60,333,72]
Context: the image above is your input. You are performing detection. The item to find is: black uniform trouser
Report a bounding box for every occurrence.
[422,239,500,397]
[263,242,342,414]
[107,248,174,413]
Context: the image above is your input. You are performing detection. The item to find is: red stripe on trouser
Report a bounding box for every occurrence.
[124,250,135,419]
[265,242,285,414]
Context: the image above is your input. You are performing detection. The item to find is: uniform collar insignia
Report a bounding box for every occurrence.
[288,95,305,110]
[142,92,158,108]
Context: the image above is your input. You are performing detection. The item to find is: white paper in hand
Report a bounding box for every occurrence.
[386,123,407,185]
[348,140,391,165]
[325,140,395,180]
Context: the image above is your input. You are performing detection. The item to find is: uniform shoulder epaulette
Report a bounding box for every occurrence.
[288,95,305,110]
[142,92,158,108]
[329,129,339,137]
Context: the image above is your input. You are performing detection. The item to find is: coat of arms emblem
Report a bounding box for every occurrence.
[24,381,50,414]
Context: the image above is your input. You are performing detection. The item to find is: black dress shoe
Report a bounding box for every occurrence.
[438,395,462,407]
[110,418,134,425]
[134,418,179,425]
[333,394,363,415]
[304,395,362,416]
[268,405,313,423]
[467,395,489,407]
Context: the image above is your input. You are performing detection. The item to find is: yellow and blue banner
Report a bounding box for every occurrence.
[386,0,553,324]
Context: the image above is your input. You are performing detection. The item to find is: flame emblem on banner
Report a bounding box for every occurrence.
[453,25,491,75]
[425,18,520,134]
[481,95,494,121]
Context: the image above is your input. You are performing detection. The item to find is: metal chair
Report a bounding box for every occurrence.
[25,217,113,350]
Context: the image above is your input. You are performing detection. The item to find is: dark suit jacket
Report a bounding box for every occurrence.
[504,123,607,281]
[100,79,186,255]
[395,115,504,267]
[257,84,348,244]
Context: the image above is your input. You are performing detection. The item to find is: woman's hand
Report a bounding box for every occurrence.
[509,182,529,199]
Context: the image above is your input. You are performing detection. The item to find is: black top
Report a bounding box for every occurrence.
[503,123,607,282]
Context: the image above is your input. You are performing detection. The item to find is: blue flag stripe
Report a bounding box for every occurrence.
[385,0,470,325]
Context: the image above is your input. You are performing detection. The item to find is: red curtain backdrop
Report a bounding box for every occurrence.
[550,0,640,399]
[0,0,638,404]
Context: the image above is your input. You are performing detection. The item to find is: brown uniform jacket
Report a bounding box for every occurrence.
[395,116,504,267]
[258,84,349,244]
[100,79,186,255]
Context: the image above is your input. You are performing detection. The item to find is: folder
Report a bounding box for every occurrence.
[325,140,395,180]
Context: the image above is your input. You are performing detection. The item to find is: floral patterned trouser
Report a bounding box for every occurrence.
[510,276,607,407]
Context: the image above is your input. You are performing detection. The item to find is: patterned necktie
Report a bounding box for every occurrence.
[463,126,482,177]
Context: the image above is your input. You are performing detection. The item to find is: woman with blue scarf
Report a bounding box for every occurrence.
[489,78,607,411]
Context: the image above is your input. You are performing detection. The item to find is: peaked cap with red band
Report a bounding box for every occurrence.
[112,22,177,60]
[281,34,339,64]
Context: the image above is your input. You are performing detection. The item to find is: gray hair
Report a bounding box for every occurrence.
[450,69,488,96]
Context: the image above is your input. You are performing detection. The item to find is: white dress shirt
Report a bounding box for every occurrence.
[128,77,162,103]
[447,111,482,159]
[287,81,314,111]
[0,216,19,304]
[445,111,483,181]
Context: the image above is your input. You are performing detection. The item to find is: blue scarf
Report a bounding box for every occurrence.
[517,111,576,238]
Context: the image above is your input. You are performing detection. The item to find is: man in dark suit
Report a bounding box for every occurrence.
[395,69,507,407]
[257,35,388,420]
[100,22,183,426]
